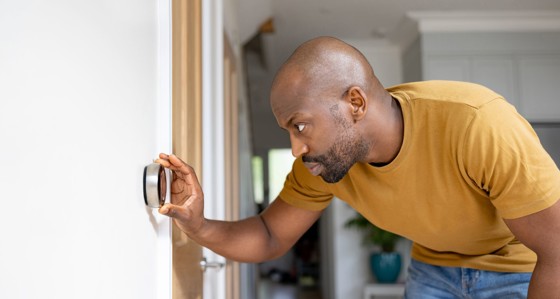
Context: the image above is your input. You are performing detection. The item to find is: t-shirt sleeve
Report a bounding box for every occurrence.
[278,157,334,211]
[461,98,560,219]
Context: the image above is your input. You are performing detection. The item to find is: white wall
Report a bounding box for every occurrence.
[0,1,171,298]
[238,0,272,43]
[328,200,371,299]
[344,39,404,88]
[419,31,560,122]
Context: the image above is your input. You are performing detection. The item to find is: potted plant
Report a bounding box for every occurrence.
[345,212,403,283]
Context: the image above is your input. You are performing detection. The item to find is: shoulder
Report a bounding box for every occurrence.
[279,158,333,211]
[387,80,504,109]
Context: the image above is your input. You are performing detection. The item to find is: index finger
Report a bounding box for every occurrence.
[168,155,203,191]
[156,153,185,170]
[155,155,174,170]
[168,154,187,168]
[168,155,196,175]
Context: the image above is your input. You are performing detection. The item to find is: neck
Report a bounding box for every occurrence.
[364,93,404,164]
[384,97,404,163]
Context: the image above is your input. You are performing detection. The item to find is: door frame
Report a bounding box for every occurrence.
[156,0,172,298]
[168,0,228,297]
[171,0,206,298]
[223,33,240,299]
[202,0,228,298]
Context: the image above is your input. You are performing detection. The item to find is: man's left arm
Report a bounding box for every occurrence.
[504,199,560,298]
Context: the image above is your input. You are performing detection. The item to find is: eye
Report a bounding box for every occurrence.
[296,124,306,133]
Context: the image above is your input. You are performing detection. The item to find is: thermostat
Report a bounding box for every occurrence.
[143,163,167,208]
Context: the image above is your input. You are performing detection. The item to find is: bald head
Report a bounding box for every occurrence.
[269,37,403,166]
[271,36,380,104]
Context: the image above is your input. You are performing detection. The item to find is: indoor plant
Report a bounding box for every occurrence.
[345,212,403,283]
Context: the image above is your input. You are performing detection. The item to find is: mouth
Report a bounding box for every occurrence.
[304,162,323,176]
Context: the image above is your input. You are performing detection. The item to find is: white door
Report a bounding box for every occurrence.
[0,1,172,298]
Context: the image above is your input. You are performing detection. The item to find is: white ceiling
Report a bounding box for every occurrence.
[264,0,560,68]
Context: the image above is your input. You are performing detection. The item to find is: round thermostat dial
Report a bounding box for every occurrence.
[143,163,167,208]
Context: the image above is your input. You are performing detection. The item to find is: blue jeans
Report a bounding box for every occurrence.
[404,259,532,299]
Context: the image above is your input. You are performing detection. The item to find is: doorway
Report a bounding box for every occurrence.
[251,149,323,299]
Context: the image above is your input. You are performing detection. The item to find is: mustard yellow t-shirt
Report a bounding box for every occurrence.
[279,80,560,272]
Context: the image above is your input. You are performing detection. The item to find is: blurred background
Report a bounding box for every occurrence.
[230,1,560,298]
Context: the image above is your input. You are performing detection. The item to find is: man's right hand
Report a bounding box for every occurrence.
[155,153,206,236]
[154,154,323,263]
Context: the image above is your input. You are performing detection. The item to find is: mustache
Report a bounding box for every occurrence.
[302,155,322,163]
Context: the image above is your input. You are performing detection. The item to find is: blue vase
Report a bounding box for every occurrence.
[370,252,402,283]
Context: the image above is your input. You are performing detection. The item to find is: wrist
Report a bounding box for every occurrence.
[182,217,210,242]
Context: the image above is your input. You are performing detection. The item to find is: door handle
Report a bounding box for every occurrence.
[200,257,225,272]
[143,163,168,208]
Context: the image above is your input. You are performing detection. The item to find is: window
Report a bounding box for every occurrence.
[251,156,264,204]
[268,149,295,203]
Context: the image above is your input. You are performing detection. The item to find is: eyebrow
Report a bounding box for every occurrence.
[283,112,304,129]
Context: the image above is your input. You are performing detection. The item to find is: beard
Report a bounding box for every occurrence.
[303,129,369,183]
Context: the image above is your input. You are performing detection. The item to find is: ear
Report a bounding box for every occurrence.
[346,86,368,121]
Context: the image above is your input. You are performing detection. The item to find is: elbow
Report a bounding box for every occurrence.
[239,215,292,263]
[231,246,290,264]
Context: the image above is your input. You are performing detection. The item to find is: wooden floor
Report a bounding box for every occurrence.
[258,279,322,299]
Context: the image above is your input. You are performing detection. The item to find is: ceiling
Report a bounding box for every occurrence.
[263,0,560,68]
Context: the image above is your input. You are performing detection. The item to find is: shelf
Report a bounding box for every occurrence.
[363,283,405,299]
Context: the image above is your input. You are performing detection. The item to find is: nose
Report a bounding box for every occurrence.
[290,134,309,158]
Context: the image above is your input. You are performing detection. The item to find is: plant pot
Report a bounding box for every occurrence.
[370,252,402,283]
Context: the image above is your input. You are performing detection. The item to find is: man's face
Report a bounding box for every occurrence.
[271,79,369,183]
[301,107,369,183]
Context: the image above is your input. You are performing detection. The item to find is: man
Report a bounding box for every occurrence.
[156,37,560,298]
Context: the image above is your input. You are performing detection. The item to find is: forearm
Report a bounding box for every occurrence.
[527,258,560,298]
[185,215,287,263]
[156,154,321,263]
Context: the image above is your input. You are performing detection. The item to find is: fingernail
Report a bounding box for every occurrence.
[160,206,169,214]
